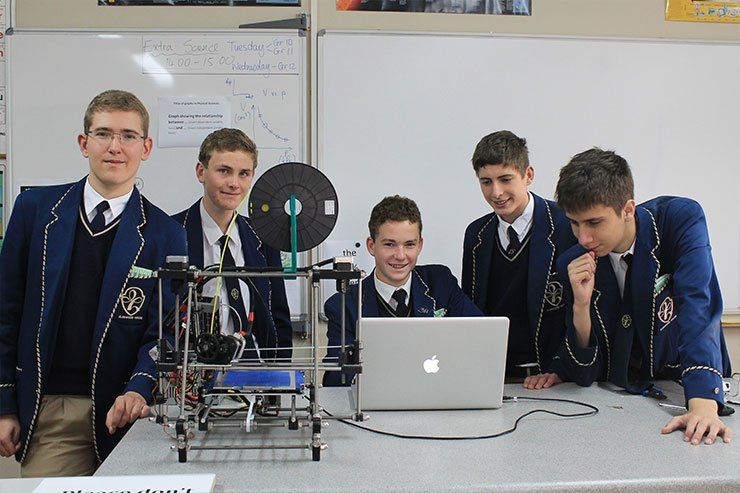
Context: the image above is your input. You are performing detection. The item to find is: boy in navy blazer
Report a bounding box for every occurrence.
[0,90,187,475]
[323,195,482,386]
[462,131,576,387]
[555,147,731,445]
[172,128,292,362]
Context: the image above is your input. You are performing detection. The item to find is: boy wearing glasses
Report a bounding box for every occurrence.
[0,90,186,475]
[172,128,293,362]
[554,148,731,445]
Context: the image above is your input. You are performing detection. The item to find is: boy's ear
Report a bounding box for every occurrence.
[623,199,636,220]
[78,133,90,157]
[525,166,535,185]
[366,236,376,257]
[141,136,153,161]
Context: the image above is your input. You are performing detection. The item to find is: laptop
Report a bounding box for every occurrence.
[353,317,509,410]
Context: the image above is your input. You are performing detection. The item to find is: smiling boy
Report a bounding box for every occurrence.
[554,147,732,445]
[462,131,576,387]
[172,128,292,362]
[0,90,187,475]
[323,195,481,387]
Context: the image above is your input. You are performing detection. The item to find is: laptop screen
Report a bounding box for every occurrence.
[355,317,509,410]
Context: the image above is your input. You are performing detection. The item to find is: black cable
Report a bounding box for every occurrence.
[323,396,599,441]
[299,258,334,271]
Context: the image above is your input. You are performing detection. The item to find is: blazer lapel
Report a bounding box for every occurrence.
[236,216,272,345]
[527,195,556,332]
[631,206,660,377]
[183,200,205,268]
[594,256,621,330]
[92,188,145,348]
[411,270,435,317]
[360,273,380,318]
[471,215,496,306]
[40,180,84,353]
[237,216,266,268]
[594,256,622,383]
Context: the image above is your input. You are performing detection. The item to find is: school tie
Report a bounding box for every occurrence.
[392,288,408,317]
[621,253,643,384]
[620,253,634,330]
[621,253,633,299]
[89,201,110,233]
[506,225,521,257]
[622,254,634,310]
[219,235,258,358]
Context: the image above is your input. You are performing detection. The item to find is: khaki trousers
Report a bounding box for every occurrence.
[21,395,97,477]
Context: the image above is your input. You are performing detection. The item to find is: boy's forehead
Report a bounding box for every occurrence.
[377,220,421,239]
[477,163,523,177]
[89,110,145,131]
[566,204,616,221]
[207,149,255,170]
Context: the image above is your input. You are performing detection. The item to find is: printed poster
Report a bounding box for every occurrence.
[158,96,231,148]
[666,0,740,22]
[337,0,531,15]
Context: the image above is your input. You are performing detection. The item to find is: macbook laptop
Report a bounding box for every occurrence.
[353,317,509,410]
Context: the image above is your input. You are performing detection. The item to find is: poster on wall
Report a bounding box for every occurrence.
[665,0,740,22]
[99,0,300,6]
[336,0,531,15]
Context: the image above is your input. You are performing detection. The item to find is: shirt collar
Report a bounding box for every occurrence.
[199,199,241,250]
[373,269,413,305]
[608,241,636,272]
[497,192,535,238]
[84,178,132,219]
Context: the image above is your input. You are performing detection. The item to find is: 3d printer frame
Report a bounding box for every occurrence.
[151,255,366,462]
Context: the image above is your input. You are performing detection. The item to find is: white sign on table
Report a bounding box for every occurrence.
[33,474,215,493]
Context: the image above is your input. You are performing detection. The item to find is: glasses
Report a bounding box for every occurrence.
[86,129,146,146]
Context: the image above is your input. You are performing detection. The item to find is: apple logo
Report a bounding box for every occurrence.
[423,355,440,374]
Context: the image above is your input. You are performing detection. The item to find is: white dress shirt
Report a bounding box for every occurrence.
[84,178,132,226]
[374,270,413,311]
[608,241,636,298]
[496,192,535,249]
[200,200,252,337]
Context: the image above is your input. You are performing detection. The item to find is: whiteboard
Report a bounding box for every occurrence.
[318,32,740,310]
[7,29,308,316]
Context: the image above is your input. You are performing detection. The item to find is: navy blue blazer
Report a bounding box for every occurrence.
[172,200,293,361]
[323,264,482,386]
[0,177,187,463]
[556,197,731,404]
[462,193,576,374]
